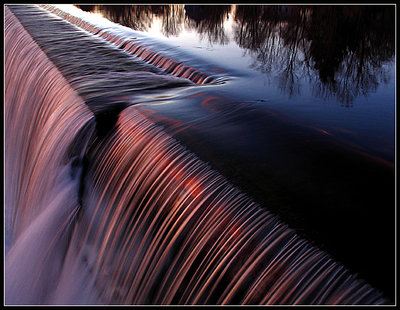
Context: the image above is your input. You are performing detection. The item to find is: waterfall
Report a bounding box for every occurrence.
[56,106,385,304]
[4,6,94,304]
[4,4,389,305]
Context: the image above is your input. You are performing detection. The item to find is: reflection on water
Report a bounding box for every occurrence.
[185,5,231,45]
[88,5,185,37]
[78,4,395,106]
[233,5,395,106]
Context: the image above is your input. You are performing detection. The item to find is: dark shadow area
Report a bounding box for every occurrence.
[76,5,95,12]
[185,5,231,45]
[85,97,129,139]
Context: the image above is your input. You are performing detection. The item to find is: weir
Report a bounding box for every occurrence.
[4,4,391,305]
[4,6,95,303]
[40,4,216,85]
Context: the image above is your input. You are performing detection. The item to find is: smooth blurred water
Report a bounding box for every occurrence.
[5,4,395,305]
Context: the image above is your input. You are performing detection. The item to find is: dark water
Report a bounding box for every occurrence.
[5,4,395,305]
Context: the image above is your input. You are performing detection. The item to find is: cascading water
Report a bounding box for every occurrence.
[40,4,216,85]
[55,107,385,305]
[4,4,390,305]
[4,6,95,303]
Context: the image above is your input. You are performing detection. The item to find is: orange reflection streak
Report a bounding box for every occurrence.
[187,92,208,98]
[201,95,224,113]
[344,145,394,169]
[317,128,333,136]
[314,126,394,168]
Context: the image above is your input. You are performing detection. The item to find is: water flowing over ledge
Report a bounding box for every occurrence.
[4,4,390,305]
[70,106,387,305]
[5,6,95,304]
[39,4,216,85]
[4,6,94,243]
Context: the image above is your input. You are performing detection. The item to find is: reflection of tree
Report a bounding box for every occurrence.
[234,6,311,98]
[159,5,185,37]
[233,5,395,105]
[93,5,156,32]
[76,5,395,106]
[306,6,395,106]
[76,5,95,12]
[90,5,185,37]
[312,48,392,107]
[184,5,231,45]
